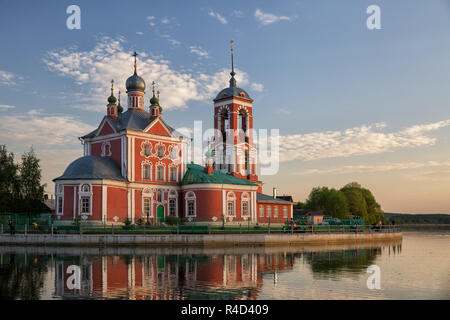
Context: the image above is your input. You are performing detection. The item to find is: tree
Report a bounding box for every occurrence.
[0,145,20,213]
[18,147,45,222]
[305,187,350,219]
[340,182,384,224]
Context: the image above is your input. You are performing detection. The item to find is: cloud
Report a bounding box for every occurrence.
[161,17,170,24]
[209,11,228,24]
[136,31,144,35]
[231,10,244,18]
[277,120,450,162]
[0,104,16,109]
[189,46,209,59]
[146,16,156,26]
[0,110,95,148]
[0,70,22,86]
[254,9,293,26]
[43,36,260,111]
[251,83,264,92]
[296,160,450,176]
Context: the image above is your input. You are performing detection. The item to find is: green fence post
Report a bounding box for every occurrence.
[1,224,3,234]
[112,224,114,235]
[51,223,54,236]
[268,217,271,234]
[239,224,242,234]
[25,224,27,235]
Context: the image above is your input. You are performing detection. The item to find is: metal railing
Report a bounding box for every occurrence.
[0,223,401,236]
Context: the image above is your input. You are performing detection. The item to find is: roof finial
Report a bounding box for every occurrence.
[107,79,117,104]
[133,51,138,74]
[157,90,160,99]
[118,90,121,105]
[229,40,236,87]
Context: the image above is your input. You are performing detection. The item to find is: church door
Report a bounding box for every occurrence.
[157,205,164,223]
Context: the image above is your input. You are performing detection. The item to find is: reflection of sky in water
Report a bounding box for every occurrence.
[0,231,448,300]
[258,231,450,299]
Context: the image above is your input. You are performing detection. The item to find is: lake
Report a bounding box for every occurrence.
[0,230,448,300]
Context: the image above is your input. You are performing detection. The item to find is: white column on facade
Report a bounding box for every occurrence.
[73,186,76,219]
[121,136,125,177]
[102,185,107,223]
[127,189,131,219]
[127,136,132,179]
[131,189,135,222]
[131,137,135,181]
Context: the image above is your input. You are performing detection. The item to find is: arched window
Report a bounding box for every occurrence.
[168,190,178,217]
[241,193,250,217]
[227,192,236,217]
[79,183,92,216]
[185,191,196,217]
[142,161,152,180]
[156,164,165,181]
[157,189,163,202]
[157,146,165,158]
[142,188,153,218]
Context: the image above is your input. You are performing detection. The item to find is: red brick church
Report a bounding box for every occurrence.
[53,45,292,225]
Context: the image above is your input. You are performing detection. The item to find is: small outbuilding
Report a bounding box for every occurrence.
[306,211,324,225]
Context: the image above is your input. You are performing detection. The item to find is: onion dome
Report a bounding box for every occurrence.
[107,79,117,104]
[126,51,146,93]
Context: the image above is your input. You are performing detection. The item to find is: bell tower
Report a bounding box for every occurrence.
[213,40,261,191]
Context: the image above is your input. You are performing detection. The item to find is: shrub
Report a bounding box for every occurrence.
[165,216,181,226]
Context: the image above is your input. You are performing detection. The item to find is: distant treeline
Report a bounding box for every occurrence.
[384,213,450,225]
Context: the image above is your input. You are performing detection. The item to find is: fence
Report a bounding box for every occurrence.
[0,223,401,236]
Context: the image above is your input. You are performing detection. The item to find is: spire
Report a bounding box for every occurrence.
[117,90,123,113]
[229,39,236,88]
[107,79,117,104]
[132,51,138,74]
[150,81,160,106]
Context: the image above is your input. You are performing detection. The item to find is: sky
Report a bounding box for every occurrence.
[1,0,450,214]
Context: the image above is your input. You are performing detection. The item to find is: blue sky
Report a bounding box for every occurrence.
[1,0,450,213]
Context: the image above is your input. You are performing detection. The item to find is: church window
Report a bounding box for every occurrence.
[226,192,236,216]
[185,191,196,217]
[157,146,165,158]
[143,198,151,217]
[80,197,90,214]
[143,164,151,180]
[242,202,249,217]
[157,165,165,181]
[274,206,279,218]
[144,145,151,156]
[267,206,271,218]
[169,199,176,216]
[169,167,177,182]
[259,205,264,217]
[283,206,288,218]
[81,184,90,193]
[57,196,63,214]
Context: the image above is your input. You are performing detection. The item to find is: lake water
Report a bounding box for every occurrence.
[0,230,448,300]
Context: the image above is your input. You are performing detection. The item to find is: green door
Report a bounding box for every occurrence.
[157,205,164,223]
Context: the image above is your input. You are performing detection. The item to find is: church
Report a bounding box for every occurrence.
[53,44,292,225]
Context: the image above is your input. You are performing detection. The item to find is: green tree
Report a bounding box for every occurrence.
[0,145,20,213]
[340,182,384,224]
[305,187,349,219]
[18,147,45,222]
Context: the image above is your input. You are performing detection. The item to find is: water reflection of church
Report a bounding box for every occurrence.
[54,253,295,300]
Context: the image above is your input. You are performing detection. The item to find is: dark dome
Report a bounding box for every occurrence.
[215,86,252,101]
[54,156,125,181]
[126,72,146,93]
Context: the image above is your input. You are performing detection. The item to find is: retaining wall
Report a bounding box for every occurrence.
[0,232,402,247]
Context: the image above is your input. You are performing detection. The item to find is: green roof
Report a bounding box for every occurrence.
[181,163,258,186]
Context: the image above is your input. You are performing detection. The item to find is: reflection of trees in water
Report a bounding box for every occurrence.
[303,248,382,279]
[0,253,51,299]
